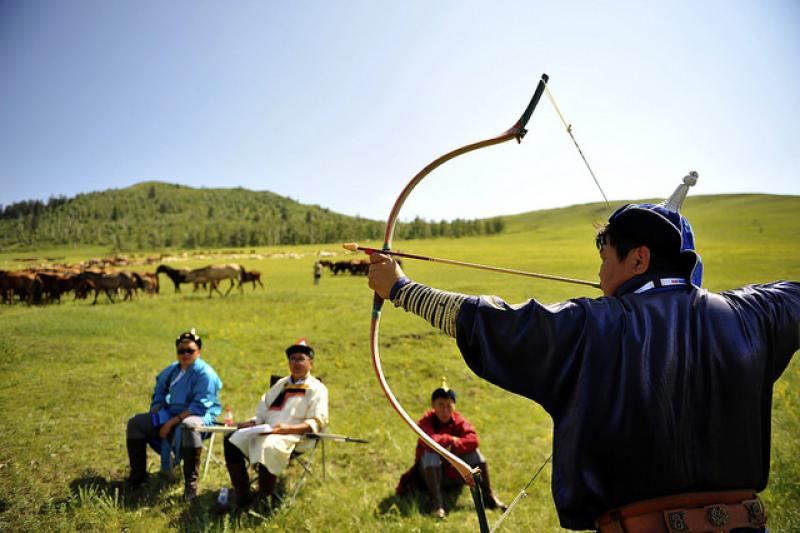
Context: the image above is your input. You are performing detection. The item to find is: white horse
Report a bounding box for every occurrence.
[186,264,245,297]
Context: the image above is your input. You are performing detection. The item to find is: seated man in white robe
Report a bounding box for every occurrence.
[221,338,329,510]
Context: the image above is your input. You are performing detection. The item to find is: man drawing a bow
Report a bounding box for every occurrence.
[367,175,800,532]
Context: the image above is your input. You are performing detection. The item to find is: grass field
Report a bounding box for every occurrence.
[0,194,798,532]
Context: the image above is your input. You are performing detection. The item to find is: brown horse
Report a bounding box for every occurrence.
[36,271,78,304]
[186,264,245,297]
[78,270,136,305]
[132,272,159,295]
[238,270,265,290]
[0,270,42,304]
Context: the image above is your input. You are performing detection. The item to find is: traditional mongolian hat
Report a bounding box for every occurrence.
[431,376,457,402]
[175,328,202,349]
[286,338,314,359]
[606,172,703,287]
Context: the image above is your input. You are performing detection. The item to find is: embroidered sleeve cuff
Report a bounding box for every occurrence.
[391,281,468,338]
[305,418,320,433]
[389,276,412,300]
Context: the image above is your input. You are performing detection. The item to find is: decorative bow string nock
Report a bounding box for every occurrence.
[366,73,610,532]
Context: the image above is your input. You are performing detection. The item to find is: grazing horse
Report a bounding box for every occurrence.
[132,272,159,295]
[329,261,351,275]
[155,264,190,293]
[239,269,265,290]
[78,270,136,305]
[142,272,160,295]
[0,270,42,304]
[186,264,244,297]
[36,272,77,304]
[348,258,370,276]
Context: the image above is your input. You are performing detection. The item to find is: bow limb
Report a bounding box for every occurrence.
[370,74,550,530]
[383,74,549,242]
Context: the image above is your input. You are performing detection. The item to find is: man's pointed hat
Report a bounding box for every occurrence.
[431,376,457,402]
[286,338,314,358]
[607,171,703,287]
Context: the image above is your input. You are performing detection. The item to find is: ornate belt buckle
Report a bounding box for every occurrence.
[743,498,767,526]
[663,509,690,532]
[705,504,729,527]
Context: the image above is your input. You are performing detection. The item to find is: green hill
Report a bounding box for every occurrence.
[0,182,504,250]
[501,193,800,243]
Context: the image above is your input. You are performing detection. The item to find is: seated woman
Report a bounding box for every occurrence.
[125,329,223,500]
[396,378,506,518]
[220,338,329,511]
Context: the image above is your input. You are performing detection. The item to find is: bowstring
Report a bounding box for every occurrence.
[492,80,610,532]
[543,83,612,213]
[490,453,552,533]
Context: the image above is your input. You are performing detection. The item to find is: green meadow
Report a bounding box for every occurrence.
[0,194,798,532]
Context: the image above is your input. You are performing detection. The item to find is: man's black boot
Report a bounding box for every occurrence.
[183,447,203,500]
[126,438,148,487]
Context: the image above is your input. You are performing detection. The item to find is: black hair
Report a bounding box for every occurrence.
[595,214,684,273]
[431,388,456,403]
[286,344,314,359]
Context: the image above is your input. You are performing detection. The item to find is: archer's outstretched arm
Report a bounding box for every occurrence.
[368,252,469,338]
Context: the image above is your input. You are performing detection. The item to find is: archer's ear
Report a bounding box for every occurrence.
[631,246,651,274]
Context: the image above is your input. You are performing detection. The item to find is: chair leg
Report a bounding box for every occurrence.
[202,432,215,480]
[287,441,319,506]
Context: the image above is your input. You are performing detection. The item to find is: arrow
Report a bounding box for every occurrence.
[343,242,600,289]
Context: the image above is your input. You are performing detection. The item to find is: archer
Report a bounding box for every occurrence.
[367,175,800,532]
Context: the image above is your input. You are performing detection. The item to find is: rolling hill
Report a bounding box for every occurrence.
[0,182,504,250]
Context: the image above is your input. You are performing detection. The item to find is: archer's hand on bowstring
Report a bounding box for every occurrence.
[368,252,406,300]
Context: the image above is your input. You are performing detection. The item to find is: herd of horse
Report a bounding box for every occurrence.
[0,263,265,305]
[318,258,371,276]
[317,258,403,276]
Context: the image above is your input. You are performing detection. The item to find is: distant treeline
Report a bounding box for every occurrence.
[0,182,504,250]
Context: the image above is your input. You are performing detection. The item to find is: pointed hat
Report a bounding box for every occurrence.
[607,172,703,287]
[286,338,314,358]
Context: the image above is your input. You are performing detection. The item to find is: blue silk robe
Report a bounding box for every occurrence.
[150,358,222,426]
[455,275,800,530]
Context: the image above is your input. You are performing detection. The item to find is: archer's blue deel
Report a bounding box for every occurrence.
[607,172,703,287]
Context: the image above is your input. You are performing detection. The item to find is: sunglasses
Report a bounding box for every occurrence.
[177,348,197,355]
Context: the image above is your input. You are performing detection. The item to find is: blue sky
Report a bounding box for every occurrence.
[1,1,798,221]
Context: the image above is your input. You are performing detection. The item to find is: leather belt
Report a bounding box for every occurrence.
[595,490,767,533]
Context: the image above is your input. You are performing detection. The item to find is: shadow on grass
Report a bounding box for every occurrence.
[67,468,180,510]
[376,486,465,517]
[64,470,281,530]
[170,476,294,530]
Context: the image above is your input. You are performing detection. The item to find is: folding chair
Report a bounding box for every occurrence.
[194,425,325,503]
[273,436,324,507]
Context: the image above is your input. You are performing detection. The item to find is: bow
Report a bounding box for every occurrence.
[370,73,551,532]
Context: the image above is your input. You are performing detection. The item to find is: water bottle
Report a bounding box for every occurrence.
[223,406,234,426]
[217,487,229,506]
